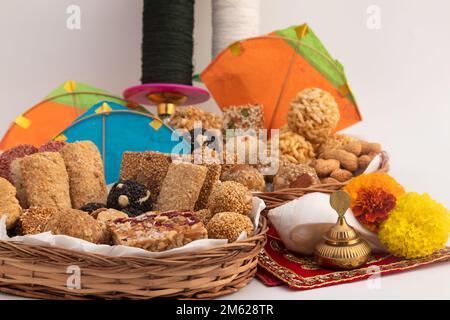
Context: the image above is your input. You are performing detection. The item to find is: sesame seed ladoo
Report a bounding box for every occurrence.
[207,181,253,216]
[206,212,254,243]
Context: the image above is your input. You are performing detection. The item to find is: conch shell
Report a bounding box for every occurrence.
[268,154,386,255]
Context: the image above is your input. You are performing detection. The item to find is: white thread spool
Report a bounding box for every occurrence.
[212,0,260,58]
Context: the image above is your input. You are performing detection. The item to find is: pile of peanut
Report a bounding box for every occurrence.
[313,140,382,183]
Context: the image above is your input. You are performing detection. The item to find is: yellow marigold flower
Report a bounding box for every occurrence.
[344,173,405,232]
[379,192,450,259]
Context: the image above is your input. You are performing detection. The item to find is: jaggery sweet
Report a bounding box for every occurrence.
[20,152,71,209]
[0,177,22,230]
[60,141,107,209]
[206,211,254,242]
[155,162,207,212]
[194,163,221,211]
[120,151,172,204]
[109,211,208,251]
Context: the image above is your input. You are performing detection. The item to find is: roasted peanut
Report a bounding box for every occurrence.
[342,141,362,156]
[330,169,353,182]
[314,159,340,178]
[360,141,381,155]
[321,149,358,172]
[358,154,374,170]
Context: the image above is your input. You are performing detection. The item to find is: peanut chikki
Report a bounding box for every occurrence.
[109,211,208,252]
[155,162,207,212]
[120,151,172,204]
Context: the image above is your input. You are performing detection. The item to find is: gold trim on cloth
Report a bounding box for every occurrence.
[258,245,450,289]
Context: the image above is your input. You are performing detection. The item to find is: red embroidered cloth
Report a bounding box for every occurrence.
[256,227,450,290]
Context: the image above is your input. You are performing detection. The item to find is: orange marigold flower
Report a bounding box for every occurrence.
[344,173,405,232]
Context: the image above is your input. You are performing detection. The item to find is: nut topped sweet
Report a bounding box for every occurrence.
[109,211,208,252]
[107,180,152,216]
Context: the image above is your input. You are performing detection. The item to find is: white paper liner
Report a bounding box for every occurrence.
[0,197,266,258]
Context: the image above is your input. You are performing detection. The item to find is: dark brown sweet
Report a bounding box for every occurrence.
[107,180,152,216]
[38,141,68,152]
[194,164,221,211]
[120,151,172,204]
[0,144,38,182]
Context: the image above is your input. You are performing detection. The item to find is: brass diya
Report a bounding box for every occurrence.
[314,190,371,270]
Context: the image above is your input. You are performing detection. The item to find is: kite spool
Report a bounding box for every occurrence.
[212,0,260,58]
[124,0,209,121]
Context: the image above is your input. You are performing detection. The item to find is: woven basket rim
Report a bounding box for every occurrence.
[255,151,390,211]
[0,216,268,263]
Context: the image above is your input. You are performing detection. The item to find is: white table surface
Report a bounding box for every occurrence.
[1,261,448,300]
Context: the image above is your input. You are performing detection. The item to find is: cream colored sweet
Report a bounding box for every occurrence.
[60,141,107,209]
[0,177,22,229]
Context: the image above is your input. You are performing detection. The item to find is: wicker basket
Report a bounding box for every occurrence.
[257,152,390,212]
[0,217,267,300]
[0,153,388,300]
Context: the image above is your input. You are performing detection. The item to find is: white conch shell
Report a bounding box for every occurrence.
[268,193,337,255]
[268,193,387,255]
[268,154,387,255]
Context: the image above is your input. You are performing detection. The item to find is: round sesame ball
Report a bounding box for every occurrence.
[207,181,253,215]
[206,211,254,242]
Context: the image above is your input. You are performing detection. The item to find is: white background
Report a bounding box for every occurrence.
[0,0,449,300]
